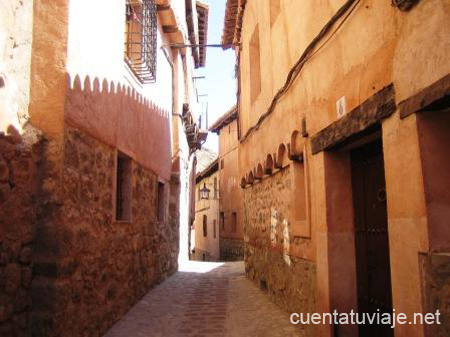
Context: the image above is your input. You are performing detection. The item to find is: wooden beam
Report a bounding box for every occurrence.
[399,73,450,119]
[311,84,396,154]
[162,25,178,34]
[156,4,170,11]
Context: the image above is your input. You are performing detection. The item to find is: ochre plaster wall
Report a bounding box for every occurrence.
[219,119,243,241]
[237,1,450,337]
[193,171,220,261]
[238,0,450,172]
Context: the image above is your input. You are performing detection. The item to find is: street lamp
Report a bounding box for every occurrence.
[200,183,210,200]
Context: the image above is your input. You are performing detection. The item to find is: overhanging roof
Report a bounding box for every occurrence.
[209,105,237,133]
[195,149,219,182]
[197,1,209,67]
[221,0,246,49]
[184,0,209,68]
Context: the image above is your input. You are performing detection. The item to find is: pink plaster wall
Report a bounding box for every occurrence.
[65,74,172,181]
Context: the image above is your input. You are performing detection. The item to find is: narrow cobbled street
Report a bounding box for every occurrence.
[105,262,304,337]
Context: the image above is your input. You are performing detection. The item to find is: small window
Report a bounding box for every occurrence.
[214,177,218,199]
[290,161,309,237]
[249,25,261,103]
[157,181,165,221]
[203,215,207,237]
[232,212,237,233]
[116,152,132,221]
[213,220,217,238]
[124,0,157,83]
[221,159,224,170]
[220,212,225,231]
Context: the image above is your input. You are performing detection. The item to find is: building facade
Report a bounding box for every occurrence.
[0,0,208,336]
[210,106,244,261]
[191,152,220,261]
[223,0,450,337]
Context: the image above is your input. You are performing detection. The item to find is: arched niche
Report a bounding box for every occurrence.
[247,171,255,185]
[255,163,264,179]
[275,143,287,169]
[265,154,274,175]
[291,130,302,155]
[240,177,247,188]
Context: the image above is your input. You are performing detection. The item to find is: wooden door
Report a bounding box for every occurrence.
[351,140,393,337]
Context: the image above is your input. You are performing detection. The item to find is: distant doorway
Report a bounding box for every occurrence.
[351,140,393,337]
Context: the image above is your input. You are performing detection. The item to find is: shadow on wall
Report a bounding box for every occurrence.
[65,74,173,181]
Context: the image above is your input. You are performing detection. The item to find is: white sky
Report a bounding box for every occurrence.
[194,0,237,151]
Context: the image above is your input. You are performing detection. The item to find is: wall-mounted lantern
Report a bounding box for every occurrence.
[200,183,210,200]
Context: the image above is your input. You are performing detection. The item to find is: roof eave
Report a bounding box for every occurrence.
[209,105,237,133]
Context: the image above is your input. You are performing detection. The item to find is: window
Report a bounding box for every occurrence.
[270,0,280,27]
[221,159,224,170]
[124,0,157,83]
[116,152,132,221]
[220,212,225,231]
[290,161,309,237]
[249,25,261,103]
[214,177,218,199]
[213,220,217,238]
[203,215,207,237]
[157,181,165,221]
[232,212,237,233]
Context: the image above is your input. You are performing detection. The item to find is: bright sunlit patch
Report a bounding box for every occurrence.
[179,260,225,274]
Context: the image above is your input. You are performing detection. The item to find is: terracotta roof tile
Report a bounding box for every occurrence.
[221,0,246,49]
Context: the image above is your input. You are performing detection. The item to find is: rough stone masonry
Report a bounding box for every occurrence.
[30,126,179,336]
[0,125,180,336]
[243,167,316,336]
[0,131,42,336]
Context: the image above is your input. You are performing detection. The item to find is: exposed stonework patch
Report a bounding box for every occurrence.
[243,167,315,334]
[0,132,42,336]
[31,126,178,336]
[421,253,450,337]
[245,246,316,316]
[311,84,396,154]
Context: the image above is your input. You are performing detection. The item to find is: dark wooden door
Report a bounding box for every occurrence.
[351,140,393,337]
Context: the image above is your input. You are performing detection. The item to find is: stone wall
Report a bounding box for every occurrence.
[0,132,41,336]
[243,167,316,334]
[421,253,450,337]
[220,238,244,261]
[32,126,178,336]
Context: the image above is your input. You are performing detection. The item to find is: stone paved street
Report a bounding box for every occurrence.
[105,262,306,337]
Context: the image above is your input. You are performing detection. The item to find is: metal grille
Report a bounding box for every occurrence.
[125,0,157,83]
